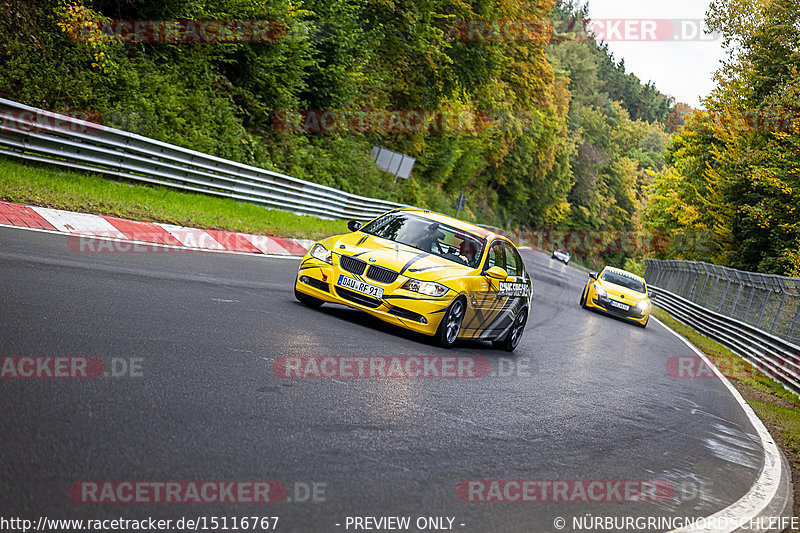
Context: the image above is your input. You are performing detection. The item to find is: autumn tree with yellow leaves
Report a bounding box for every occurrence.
[648,0,800,274]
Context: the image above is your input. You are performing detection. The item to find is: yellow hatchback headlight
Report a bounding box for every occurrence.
[594,282,607,298]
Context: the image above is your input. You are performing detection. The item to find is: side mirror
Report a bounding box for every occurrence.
[485,266,508,280]
[589,271,598,280]
[347,220,362,232]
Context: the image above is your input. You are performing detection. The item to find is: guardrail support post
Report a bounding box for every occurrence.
[744,287,757,323]
[698,270,711,306]
[731,285,744,318]
[719,280,732,313]
[756,291,769,329]
[709,276,721,309]
[789,306,800,342]
[770,293,787,334]
[684,272,696,299]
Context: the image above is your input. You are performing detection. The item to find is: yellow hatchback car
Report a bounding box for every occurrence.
[579,266,651,328]
[294,208,532,350]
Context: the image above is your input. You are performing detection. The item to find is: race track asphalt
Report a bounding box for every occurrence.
[0,226,765,532]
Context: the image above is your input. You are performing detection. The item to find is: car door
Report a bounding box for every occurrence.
[461,240,512,337]
[498,242,530,315]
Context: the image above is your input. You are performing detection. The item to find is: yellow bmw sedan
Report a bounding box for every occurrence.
[293,208,532,350]
[579,266,651,328]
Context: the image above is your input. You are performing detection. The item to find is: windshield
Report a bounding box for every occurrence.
[601,270,646,293]
[361,212,485,268]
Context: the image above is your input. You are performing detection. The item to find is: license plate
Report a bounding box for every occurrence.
[610,300,630,311]
[338,275,384,299]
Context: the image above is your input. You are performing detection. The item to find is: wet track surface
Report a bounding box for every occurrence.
[0,226,765,531]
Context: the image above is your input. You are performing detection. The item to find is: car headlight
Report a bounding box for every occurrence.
[635,300,651,311]
[594,283,607,298]
[402,279,449,297]
[309,243,332,264]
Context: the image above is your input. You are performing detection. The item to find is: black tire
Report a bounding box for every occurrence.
[493,308,528,352]
[294,283,324,308]
[638,316,649,329]
[580,286,588,308]
[435,297,466,348]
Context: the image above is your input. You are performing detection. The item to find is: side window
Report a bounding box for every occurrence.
[485,241,505,271]
[502,243,520,277]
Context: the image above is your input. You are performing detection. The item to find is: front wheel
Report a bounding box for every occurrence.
[493,308,528,352]
[436,297,466,348]
[580,286,588,308]
[294,284,324,308]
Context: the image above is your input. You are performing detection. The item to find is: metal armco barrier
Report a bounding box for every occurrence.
[645,260,800,396]
[0,98,407,221]
[645,259,800,346]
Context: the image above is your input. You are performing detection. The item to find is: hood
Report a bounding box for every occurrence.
[597,279,648,302]
[322,232,474,281]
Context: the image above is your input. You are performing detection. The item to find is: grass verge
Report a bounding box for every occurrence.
[653,307,800,523]
[0,157,347,240]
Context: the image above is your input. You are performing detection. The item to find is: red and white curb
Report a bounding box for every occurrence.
[0,201,314,257]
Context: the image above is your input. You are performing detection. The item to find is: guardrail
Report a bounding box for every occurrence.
[648,286,800,396]
[645,259,800,346]
[0,98,407,221]
[644,258,800,396]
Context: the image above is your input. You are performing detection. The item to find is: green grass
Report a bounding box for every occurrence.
[750,402,800,461]
[0,157,348,240]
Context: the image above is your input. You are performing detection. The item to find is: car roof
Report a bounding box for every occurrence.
[602,266,646,283]
[393,208,496,239]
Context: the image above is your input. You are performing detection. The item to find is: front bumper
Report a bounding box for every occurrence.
[294,255,453,336]
[586,294,649,325]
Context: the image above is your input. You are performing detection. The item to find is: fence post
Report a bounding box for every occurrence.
[698,264,711,305]
[719,278,732,313]
[709,275,721,309]
[770,293,787,335]
[756,290,769,329]
[684,264,698,299]
[744,285,757,323]
[789,306,800,342]
[731,284,744,318]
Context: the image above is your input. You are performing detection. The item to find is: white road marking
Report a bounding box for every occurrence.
[159,223,225,250]
[653,316,787,533]
[30,207,127,238]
